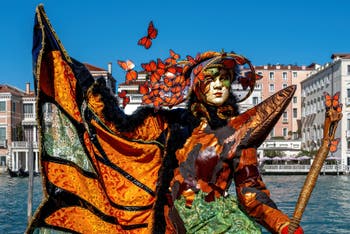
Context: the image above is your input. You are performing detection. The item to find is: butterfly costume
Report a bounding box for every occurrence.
[27,5,303,234]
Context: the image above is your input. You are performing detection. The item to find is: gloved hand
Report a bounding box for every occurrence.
[281,225,304,234]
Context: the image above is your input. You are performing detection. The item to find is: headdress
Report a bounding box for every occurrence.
[140,51,261,110]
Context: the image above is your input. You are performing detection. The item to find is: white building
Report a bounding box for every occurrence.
[301,53,350,173]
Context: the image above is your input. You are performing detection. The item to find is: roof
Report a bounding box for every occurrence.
[0,84,25,96]
[331,53,350,59]
[84,63,106,71]
[254,64,315,71]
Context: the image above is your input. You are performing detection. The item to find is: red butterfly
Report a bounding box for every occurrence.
[138,21,158,49]
[186,53,200,66]
[165,49,180,65]
[117,60,137,83]
[193,64,204,82]
[118,90,130,108]
[239,71,258,90]
[139,82,149,95]
[329,138,340,153]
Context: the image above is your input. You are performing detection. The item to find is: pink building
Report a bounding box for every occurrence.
[255,64,317,140]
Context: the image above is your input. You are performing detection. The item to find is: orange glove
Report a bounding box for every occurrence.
[281,225,304,234]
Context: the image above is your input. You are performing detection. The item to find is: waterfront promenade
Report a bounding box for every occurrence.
[262,164,350,175]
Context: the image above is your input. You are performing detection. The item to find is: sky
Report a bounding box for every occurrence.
[1,0,350,91]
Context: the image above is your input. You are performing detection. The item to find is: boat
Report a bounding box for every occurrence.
[7,168,40,177]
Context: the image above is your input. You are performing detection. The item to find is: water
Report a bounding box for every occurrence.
[0,174,349,233]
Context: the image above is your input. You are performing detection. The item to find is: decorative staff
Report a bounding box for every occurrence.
[288,92,342,234]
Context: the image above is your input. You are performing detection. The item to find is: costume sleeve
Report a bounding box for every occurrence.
[233,148,290,233]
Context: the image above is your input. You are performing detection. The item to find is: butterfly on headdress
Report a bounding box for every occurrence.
[117,59,138,83]
[138,21,158,49]
[165,49,180,65]
[329,138,340,153]
[141,59,166,83]
[118,90,130,108]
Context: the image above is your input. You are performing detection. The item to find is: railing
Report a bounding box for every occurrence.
[262,164,349,174]
[23,113,35,119]
[11,141,39,149]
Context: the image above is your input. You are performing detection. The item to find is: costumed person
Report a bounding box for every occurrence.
[27,5,304,234]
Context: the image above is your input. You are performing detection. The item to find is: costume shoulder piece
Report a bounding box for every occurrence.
[228,85,296,148]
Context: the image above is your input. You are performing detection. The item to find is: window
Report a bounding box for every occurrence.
[293,72,297,78]
[253,97,259,105]
[293,96,297,103]
[12,102,16,112]
[348,65,350,75]
[270,128,275,138]
[0,101,5,112]
[282,111,288,122]
[282,83,288,89]
[0,127,5,141]
[269,84,275,92]
[269,72,274,80]
[283,128,288,137]
[23,104,33,114]
[293,108,297,118]
[282,72,287,80]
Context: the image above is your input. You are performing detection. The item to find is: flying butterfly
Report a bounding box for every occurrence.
[329,138,340,153]
[117,60,138,82]
[138,21,158,49]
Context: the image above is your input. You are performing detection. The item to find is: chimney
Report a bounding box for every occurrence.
[26,82,30,94]
[108,62,112,74]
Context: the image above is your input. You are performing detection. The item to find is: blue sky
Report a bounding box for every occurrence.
[2,0,350,91]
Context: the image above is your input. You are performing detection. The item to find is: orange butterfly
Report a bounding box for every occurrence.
[324,91,340,108]
[193,64,204,82]
[117,60,137,82]
[138,21,158,49]
[165,49,180,65]
[329,138,340,153]
[186,53,200,66]
[118,90,130,108]
[139,82,149,95]
[332,91,340,107]
[142,60,165,83]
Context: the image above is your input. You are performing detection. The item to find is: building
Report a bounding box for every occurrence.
[1,62,116,174]
[0,83,34,171]
[301,53,350,173]
[255,64,317,140]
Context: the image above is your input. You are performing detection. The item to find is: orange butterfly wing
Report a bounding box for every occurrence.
[330,138,340,153]
[138,36,152,49]
[139,83,149,95]
[117,60,135,71]
[147,21,158,39]
[138,21,158,49]
[332,92,340,107]
[324,92,332,108]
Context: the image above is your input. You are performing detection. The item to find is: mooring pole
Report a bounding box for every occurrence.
[27,141,34,224]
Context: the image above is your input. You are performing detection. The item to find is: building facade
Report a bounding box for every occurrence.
[301,53,350,172]
[255,64,316,140]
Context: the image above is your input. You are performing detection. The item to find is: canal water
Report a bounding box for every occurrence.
[0,174,349,233]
